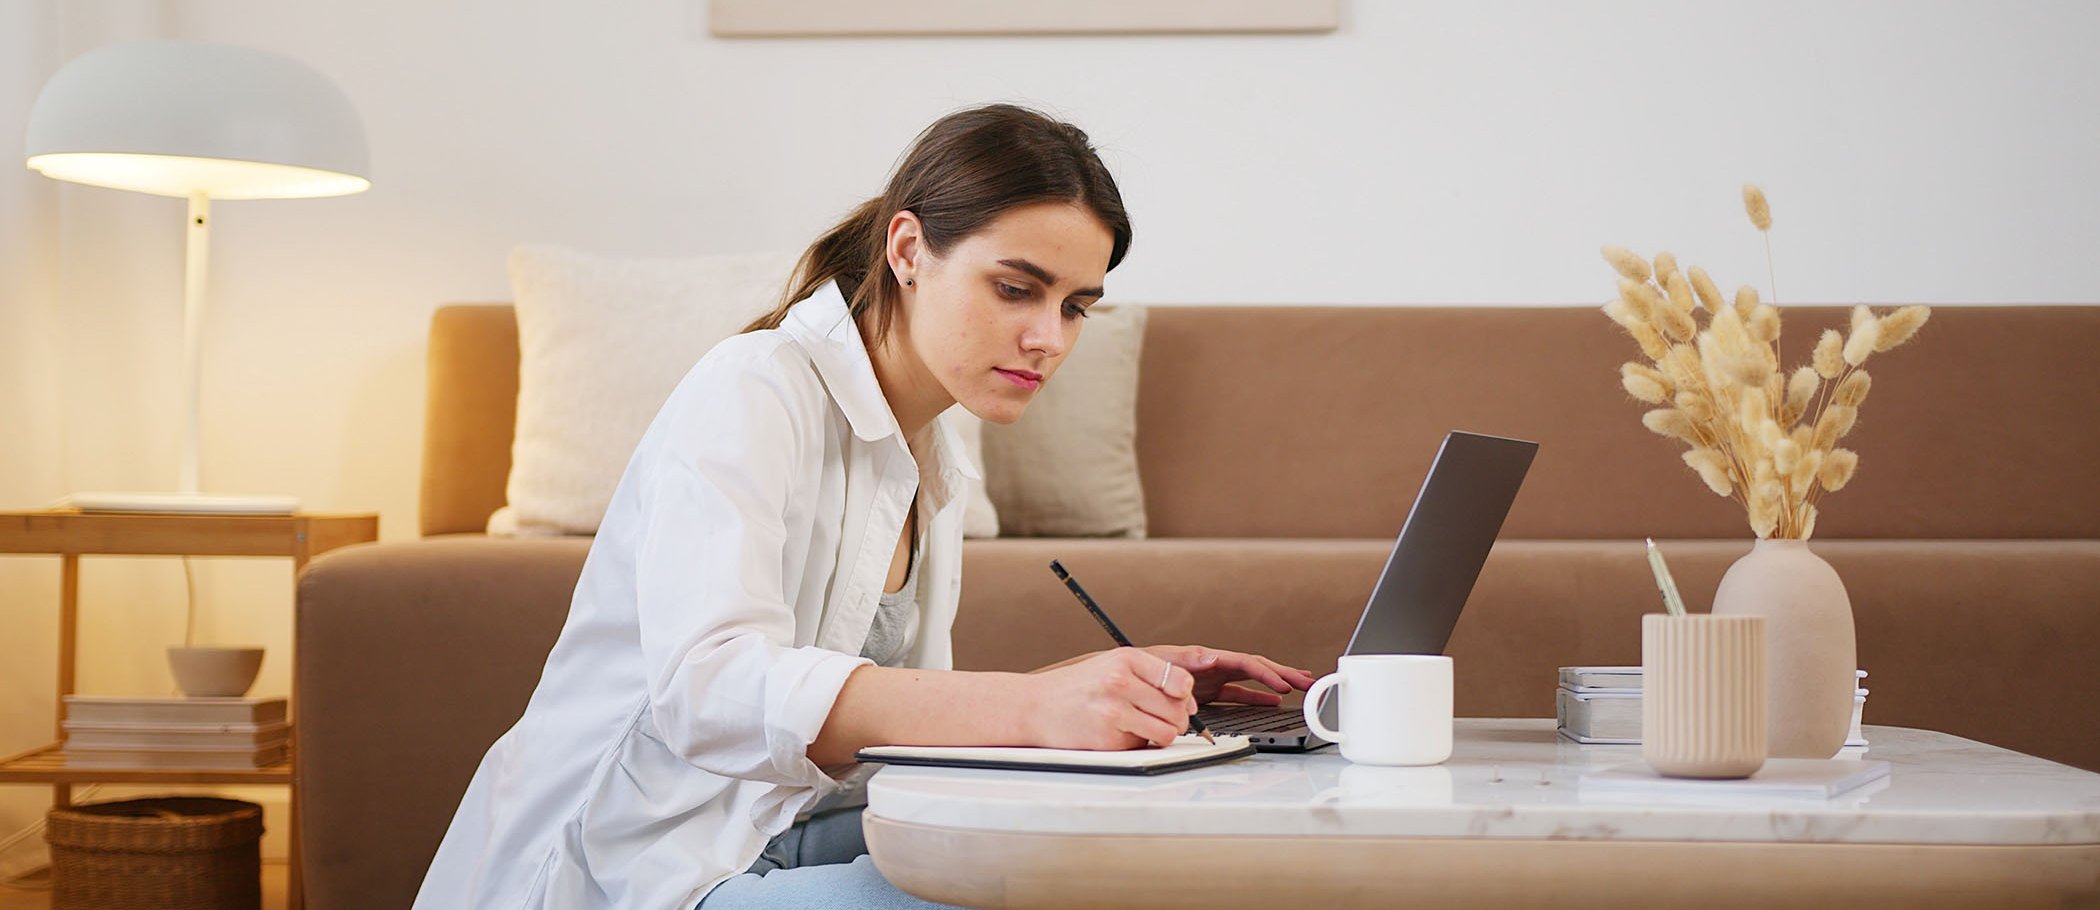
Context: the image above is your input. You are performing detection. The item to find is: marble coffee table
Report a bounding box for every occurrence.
[863,718,2100,910]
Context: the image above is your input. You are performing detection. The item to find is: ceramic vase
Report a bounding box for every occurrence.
[1641,614,1766,778]
[1710,538,1856,759]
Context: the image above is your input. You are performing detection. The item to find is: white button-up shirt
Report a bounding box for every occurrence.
[415,279,977,909]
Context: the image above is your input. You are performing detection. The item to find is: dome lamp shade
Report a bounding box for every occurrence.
[24,40,370,200]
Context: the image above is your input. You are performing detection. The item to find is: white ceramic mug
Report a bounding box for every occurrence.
[1302,654,1453,766]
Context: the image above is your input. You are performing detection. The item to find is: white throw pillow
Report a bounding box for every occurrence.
[979,305,1148,538]
[490,246,797,536]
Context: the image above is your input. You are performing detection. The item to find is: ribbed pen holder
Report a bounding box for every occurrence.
[1642,613,1767,779]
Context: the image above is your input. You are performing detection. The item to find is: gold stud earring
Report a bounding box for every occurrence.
[904,277,914,287]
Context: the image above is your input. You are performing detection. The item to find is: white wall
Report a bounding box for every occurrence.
[3,0,2096,875]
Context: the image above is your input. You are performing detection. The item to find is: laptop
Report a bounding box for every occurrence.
[1195,430,1538,752]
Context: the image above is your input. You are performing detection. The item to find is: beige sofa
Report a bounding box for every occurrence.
[295,302,2100,909]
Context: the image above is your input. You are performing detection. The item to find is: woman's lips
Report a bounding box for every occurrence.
[996,368,1041,390]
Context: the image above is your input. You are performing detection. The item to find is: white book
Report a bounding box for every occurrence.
[64,720,289,750]
[63,695,287,726]
[1559,666,1643,690]
[856,735,1255,776]
[1580,759,1890,802]
[62,742,288,770]
[1556,687,1641,743]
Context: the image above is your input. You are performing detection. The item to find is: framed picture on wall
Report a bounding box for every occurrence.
[710,0,1341,38]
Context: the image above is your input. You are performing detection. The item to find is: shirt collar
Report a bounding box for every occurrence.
[781,279,983,489]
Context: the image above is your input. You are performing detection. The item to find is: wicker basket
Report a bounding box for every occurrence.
[46,796,262,910]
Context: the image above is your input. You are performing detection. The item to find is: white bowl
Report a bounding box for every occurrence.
[166,646,265,698]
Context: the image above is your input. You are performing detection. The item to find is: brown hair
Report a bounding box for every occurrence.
[742,103,1132,342]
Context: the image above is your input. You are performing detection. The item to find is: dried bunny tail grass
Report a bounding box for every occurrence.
[1791,448,1824,495]
[1812,405,1858,451]
[1762,369,1785,410]
[1749,480,1783,538]
[1682,448,1734,496]
[1621,278,1669,323]
[1663,270,1695,315]
[1697,333,1734,389]
[1654,250,1680,283]
[1813,329,1846,379]
[1688,266,1724,312]
[1734,285,1761,320]
[1661,344,1704,389]
[1642,408,1701,444]
[1658,297,1698,343]
[1820,448,1860,492]
[1621,362,1672,403]
[1874,305,1932,351]
[1710,309,1770,386]
[1851,305,1875,335]
[1783,367,1819,424]
[1743,184,1773,231]
[1603,245,1654,282]
[1748,304,1781,344]
[1674,389,1717,423]
[1631,323,1671,360]
[1844,316,1881,367]
[1603,298,1645,330]
[1757,417,1785,452]
[1736,387,1771,434]
[1834,370,1872,407]
[1773,438,1801,475]
[1798,503,1819,539]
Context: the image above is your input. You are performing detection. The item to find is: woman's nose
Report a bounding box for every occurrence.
[1021,306,1067,357]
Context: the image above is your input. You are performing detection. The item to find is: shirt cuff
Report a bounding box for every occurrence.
[750,647,873,832]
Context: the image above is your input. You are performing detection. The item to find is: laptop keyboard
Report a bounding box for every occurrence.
[1197,704,1309,735]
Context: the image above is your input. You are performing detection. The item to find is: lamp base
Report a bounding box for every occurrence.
[55,491,301,515]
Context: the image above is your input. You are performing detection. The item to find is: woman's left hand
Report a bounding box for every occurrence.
[1137,645,1319,707]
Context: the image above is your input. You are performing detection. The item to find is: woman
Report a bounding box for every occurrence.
[416,103,1318,910]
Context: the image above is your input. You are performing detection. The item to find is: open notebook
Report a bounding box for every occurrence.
[856,734,1256,776]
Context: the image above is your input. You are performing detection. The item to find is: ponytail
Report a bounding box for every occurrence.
[742,103,1131,347]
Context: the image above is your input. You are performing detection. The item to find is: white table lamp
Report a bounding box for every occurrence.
[26,40,370,514]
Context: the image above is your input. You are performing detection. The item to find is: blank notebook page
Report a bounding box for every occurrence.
[857,735,1254,773]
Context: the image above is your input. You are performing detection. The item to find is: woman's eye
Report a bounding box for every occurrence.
[1064,303,1091,320]
[997,282,1028,300]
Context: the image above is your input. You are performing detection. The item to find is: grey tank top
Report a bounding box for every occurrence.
[859,513,923,668]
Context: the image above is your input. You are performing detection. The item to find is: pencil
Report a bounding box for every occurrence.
[1048,560,1217,745]
[1645,538,1689,617]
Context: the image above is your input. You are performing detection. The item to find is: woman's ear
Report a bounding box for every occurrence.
[886,210,923,285]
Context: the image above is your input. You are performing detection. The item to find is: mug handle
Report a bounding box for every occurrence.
[1302,673,1345,744]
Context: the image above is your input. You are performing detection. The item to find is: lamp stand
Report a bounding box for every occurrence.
[57,192,299,515]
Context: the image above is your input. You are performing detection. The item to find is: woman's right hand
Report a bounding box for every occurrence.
[1022,647,1198,750]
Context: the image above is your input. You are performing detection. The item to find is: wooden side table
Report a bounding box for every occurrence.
[0,509,378,910]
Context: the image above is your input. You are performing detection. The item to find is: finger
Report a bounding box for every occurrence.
[1177,645,1222,670]
[1206,651,1296,694]
[1129,650,1197,706]
[1120,700,1184,748]
[1126,669,1198,727]
[1252,654,1320,691]
[1213,682,1285,706]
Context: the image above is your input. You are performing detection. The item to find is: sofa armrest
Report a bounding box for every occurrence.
[294,535,588,910]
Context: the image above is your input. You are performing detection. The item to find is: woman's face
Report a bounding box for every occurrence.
[894,201,1114,425]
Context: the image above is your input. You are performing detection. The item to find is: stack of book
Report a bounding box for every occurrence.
[60,695,289,769]
[1556,667,1867,747]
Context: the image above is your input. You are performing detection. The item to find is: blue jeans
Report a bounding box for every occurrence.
[696,807,968,909]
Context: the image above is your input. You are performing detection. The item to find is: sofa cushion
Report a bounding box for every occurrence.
[1133,305,2100,540]
[492,246,796,536]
